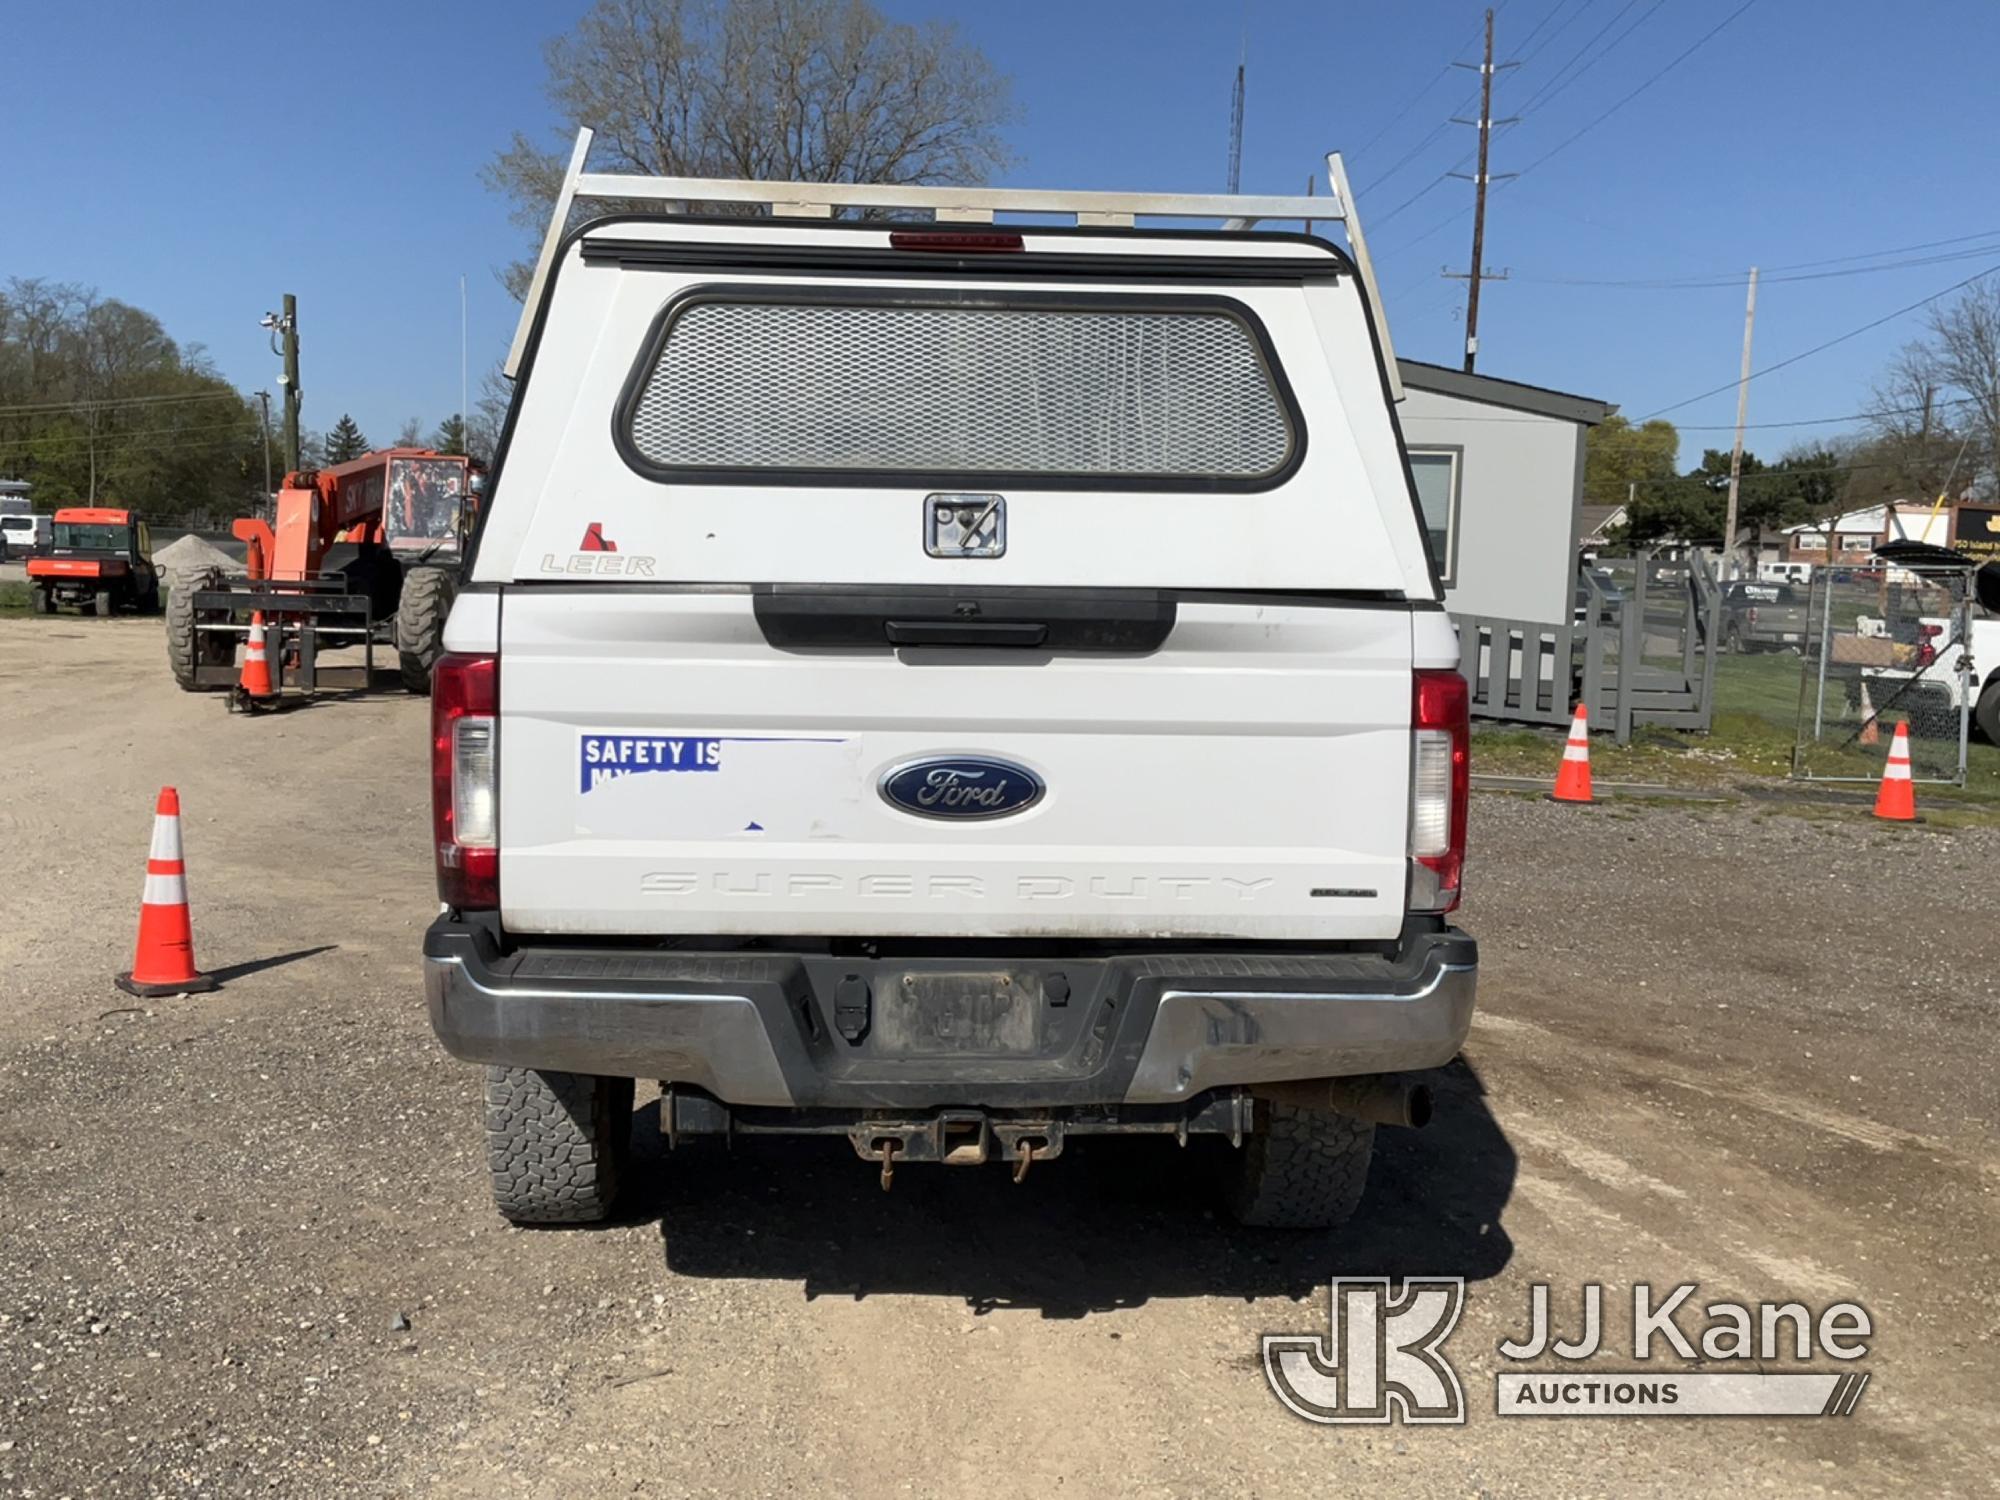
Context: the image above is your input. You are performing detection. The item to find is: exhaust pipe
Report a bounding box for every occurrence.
[1253,1073,1434,1128]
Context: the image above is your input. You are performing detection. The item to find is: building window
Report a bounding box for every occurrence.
[1840,534,1875,553]
[1408,448,1462,586]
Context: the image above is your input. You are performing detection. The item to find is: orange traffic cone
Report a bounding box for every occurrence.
[1550,704,1594,803]
[1857,680,1880,747]
[116,787,218,996]
[1872,720,1919,823]
[239,611,275,699]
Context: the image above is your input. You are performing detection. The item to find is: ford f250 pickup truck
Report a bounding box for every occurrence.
[423,134,1476,1230]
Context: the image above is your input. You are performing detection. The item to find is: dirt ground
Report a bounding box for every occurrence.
[1,617,1995,1498]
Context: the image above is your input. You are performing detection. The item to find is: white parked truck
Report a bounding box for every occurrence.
[423,133,1476,1230]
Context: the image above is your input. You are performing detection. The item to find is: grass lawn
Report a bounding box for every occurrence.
[0,580,30,616]
[1473,648,2000,818]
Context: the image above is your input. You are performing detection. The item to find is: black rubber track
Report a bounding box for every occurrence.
[1218,1102,1375,1230]
[483,1067,634,1225]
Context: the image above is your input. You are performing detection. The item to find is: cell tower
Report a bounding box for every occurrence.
[1227,53,1245,194]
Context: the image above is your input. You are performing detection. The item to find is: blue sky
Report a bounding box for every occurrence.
[8,0,1996,463]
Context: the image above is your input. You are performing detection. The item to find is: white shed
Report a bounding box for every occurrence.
[1394,359,1613,625]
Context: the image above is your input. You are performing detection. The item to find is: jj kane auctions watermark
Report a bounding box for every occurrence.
[1264,1279,1873,1424]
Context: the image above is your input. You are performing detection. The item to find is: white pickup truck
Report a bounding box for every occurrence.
[422,139,1475,1231]
[1856,564,2000,743]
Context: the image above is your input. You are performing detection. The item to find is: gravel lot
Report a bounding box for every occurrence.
[2,617,1996,1497]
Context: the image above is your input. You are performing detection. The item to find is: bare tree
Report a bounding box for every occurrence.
[1921,279,2000,498]
[484,0,1016,297]
[1862,341,1965,505]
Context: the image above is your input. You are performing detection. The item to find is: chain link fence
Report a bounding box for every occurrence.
[1791,558,1976,785]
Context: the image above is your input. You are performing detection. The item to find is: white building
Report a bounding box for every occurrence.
[1394,360,1614,624]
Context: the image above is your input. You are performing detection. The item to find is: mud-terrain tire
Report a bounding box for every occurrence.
[1219,1102,1375,1230]
[93,587,114,617]
[165,566,235,692]
[484,1067,633,1225]
[29,586,52,616]
[396,565,455,695]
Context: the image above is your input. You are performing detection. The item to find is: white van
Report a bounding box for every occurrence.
[422,136,1476,1231]
[0,506,47,558]
[1759,560,1813,585]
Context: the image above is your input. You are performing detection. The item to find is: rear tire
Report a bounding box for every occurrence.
[396,565,456,694]
[484,1067,633,1225]
[1976,679,2000,747]
[93,588,113,618]
[29,586,52,616]
[165,566,236,692]
[1219,1102,1375,1230]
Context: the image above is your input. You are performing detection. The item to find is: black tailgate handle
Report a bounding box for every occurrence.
[754,587,1175,653]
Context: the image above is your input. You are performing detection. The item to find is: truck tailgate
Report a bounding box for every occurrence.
[497,592,1414,942]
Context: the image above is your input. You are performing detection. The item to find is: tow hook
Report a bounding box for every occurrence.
[877,1138,900,1192]
[1011,1137,1046,1184]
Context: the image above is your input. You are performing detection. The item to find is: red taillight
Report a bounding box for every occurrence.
[887,231,1025,253]
[1411,668,1470,914]
[432,652,498,909]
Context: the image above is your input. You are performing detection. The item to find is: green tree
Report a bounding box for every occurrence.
[485,0,1017,299]
[1584,414,1680,508]
[0,277,267,523]
[431,414,469,455]
[324,413,370,463]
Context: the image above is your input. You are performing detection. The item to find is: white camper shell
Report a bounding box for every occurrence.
[424,134,1477,1231]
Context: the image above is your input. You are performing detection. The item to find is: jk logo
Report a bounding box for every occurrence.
[1263,1278,1467,1425]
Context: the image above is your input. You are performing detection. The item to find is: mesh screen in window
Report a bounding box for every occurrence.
[622,296,1297,483]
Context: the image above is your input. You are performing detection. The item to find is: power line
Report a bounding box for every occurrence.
[1512,0,1659,119]
[0,388,247,418]
[1512,242,2000,289]
[1374,2,1761,262]
[1350,17,1489,162]
[1513,0,1593,64]
[1509,0,1763,180]
[1626,454,1961,487]
[1640,261,2000,419]
[1413,394,1982,430]
[0,418,258,452]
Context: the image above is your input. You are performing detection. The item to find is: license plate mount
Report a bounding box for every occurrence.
[873,971,1043,1056]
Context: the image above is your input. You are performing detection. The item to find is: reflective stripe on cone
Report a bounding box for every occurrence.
[1551,704,1594,804]
[117,786,218,996]
[1872,720,1919,823]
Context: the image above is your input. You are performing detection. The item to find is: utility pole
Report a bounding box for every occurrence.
[260,298,301,475]
[255,391,273,502]
[1446,9,1515,372]
[281,293,302,475]
[1721,266,1760,580]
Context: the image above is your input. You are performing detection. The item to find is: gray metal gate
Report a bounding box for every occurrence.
[1791,558,1974,785]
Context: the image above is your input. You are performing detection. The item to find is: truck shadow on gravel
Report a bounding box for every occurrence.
[623,1059,1515,1318]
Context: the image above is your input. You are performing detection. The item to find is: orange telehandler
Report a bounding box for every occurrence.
[166,448,478,701]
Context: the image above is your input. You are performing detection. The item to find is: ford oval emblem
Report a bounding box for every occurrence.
[880,756,1045,820]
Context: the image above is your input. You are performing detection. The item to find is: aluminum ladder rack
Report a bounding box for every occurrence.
[506,126,1399,395]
